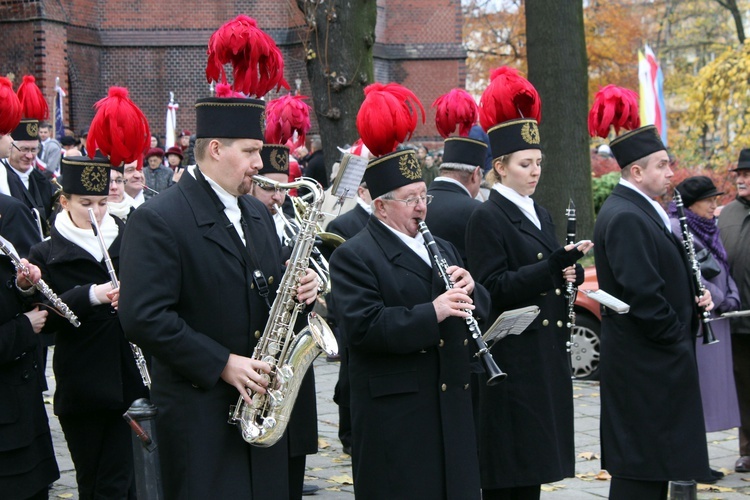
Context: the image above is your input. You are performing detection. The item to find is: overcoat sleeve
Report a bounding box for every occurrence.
[118,204,230,389]
[604,211,687,344]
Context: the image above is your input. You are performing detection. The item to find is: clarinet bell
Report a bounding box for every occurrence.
[482,352,508,386]
[701,320,719,345]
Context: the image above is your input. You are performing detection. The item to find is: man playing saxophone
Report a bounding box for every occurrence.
[118,16,319,499]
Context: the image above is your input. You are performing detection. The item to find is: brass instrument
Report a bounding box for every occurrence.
[673,190,718,345]
[229,175,338,447]
[0,237,80,327]
[87,209,152,389]
[417,220,507,385]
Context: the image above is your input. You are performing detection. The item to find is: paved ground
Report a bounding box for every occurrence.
[45,350,750,499]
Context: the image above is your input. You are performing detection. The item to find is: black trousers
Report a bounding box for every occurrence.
[58,410,135,500]
[609,477,668,500]
[482,484,541,500]
[732,335,750,456]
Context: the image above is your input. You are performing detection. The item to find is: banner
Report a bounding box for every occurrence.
[638,45,667,146]
[54,77,66,141]
[165,92,178,150]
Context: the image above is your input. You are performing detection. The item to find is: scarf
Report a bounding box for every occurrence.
[55,210,119,262]
[108,193,135,221]
[667,201,729,274]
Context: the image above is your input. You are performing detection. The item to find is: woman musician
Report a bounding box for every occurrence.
[28,156,148,498]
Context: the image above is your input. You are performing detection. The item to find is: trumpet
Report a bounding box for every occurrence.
[87,209,152,389]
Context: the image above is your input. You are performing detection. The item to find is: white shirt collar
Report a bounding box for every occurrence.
[131,190,145,207]
[10,164,31,189]
[356,195,373,214]
[203,173,245,244]
[377,218,431,267]
[618,177,672,233]
[492,182,541,230]
[433,176,471,197]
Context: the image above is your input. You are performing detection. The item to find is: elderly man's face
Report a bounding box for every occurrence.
[9,139,39,173]
[736,170,750,201]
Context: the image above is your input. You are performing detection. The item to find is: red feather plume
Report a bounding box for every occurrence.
[206,15,290,98]
[478,67,541,131]
[0,77,22,135]
[432,89,478,138]
[87,87,151,168]
[16,75,49,121]
[588,84,640,138]
[265,94,311,149]
[356,83,426,157]
[214,83,245,98]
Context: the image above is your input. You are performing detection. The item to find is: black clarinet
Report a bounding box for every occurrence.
[672,190,718,345]
[417,220,506,385]
[565,199,577,330]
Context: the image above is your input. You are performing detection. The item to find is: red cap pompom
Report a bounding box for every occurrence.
[478,67,541,131]
[16,75,49,121]
[214,83,245,98]
[0,77,22,135]
[87,87,151,168]
[206,15,290,98]
[432,89,478,138]
[588,84,640,139]
[265,94,311,149]
[356,83,426,157]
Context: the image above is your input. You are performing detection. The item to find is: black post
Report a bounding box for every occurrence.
[669,480,697,500]
[124,398,163,500]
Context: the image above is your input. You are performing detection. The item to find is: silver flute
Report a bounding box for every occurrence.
[88,209,152,389]
[0,238,81,327]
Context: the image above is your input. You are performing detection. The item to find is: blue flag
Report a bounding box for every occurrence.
[54,79,66,141]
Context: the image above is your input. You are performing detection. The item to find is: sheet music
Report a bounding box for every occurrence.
[483,305,540,343]
[332,153,368,199]
[581,289,630,314]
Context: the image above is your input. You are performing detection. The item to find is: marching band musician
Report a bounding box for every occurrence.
[590,86,713,499]
[27,153,148,498]
[465,68,590,500]
[330,83,490,499]
[118,16,319,499]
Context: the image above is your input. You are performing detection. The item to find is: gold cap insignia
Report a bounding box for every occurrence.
[26,122,38,138]
[521,122,540,145]
[399,153,422,181]
[269,148,288,171]
[81,166,108,193]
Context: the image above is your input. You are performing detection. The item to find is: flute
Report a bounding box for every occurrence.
[672,191,718,345]
[417,220,506,385]
[0,238,80,327]
[88,209,152,389]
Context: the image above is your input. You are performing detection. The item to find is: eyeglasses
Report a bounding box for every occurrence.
[384,194,433,207]
[12,143,39,155]
[110,179,127,185]
[255,184,288,194]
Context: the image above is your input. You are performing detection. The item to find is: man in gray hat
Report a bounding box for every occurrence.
[718,149,750,473]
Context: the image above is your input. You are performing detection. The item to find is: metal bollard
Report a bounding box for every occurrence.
[124,398,163,500]
[669,480,697,500]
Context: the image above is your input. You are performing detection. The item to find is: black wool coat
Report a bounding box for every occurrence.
[28,216,148,416]
[425,179,481,266]
[0,256,59,499]
[119,170,293,499]
[330,216,489,500]
[465,189,578,489]
[325,204,369,240]
[594,184,710,481]
[1,161,55,226]
[0,193,41,258]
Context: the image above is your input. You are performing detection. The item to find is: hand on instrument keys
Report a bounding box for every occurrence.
[562,266,577,283]
[697,288,714,312]
[433,287,474,322]
[106,287,120,310]
[295,267,319,305]
[447,265,475,295]
[93,283,115,304]
[15,259,41,290]
[221,353,272,405]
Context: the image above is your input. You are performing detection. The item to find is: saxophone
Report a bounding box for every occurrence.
[228,175,339,447]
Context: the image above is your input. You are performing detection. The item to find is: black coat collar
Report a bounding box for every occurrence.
[365,215,435,285]
[487,189,557,251]
[428,179,471,198]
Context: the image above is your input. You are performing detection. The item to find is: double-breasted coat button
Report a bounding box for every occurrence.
[464,384,470,390]
[555,288,562,295]
[268,276,274,285]
[22,370,30,380]
[464,339,468,346]
[254,330,261,339]
[557,320,564,328]
[537,253,544,260]
[439,339,445,347]
[192,383,199,389]
[441,383,447,392]
[540,292,547,296]
[542,319,549,326]
[250,282,255,289]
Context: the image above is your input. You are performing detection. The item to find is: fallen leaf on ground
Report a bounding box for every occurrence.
[328,474,354,485]
[318,438,330,449]
[696,484,734,492]
[578,451,600,460]
[595,470,612,481]
[56,495,73,499]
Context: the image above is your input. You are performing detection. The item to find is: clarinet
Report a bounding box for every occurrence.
[88,209,152,388]
[0,238,81,327]
[417,220,506,386]
[671,191,718,345]
[565,199,577,331]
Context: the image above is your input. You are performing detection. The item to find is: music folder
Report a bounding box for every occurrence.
[482,306,540,344]
[581,289,630,314]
